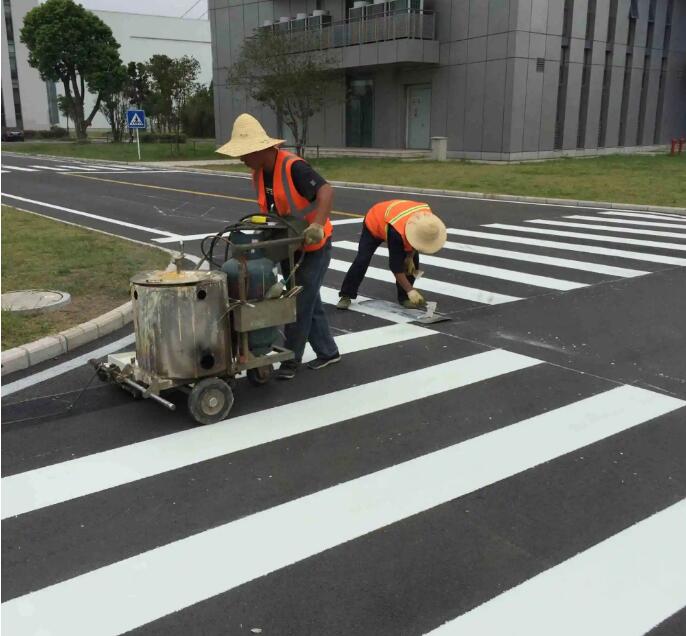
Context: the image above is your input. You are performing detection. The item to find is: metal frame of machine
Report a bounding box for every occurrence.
[91,214,306,425]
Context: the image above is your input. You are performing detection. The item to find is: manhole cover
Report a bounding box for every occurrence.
[1,289,71,314]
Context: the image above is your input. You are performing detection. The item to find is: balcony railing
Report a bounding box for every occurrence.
[261,9,436,53]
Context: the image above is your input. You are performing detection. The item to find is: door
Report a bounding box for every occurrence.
[346,77,374,147]
[406,84,431,149]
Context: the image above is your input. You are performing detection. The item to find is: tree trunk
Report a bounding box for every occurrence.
[68,74,88,141]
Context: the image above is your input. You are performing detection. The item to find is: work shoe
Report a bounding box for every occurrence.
[307,353,341,370]
[277,360,298,380]
[336,296,351,310]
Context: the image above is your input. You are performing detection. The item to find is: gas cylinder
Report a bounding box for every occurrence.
[222,230,279,355]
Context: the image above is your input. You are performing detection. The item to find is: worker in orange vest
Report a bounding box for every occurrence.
[338,200,447,310]
[218,113,340,380]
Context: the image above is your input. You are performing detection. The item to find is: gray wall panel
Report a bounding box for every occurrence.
[529,32,547,58]
[604,63,625,146]
[482,59,508,151]
[488,0,511,34]
[546,0,564,35]
[446,64,467,150]
[583,63,604,148]
[539,60,560,149]
[488,33,509,59]
[594,0,610,43]
[508,57,528,151]
[522,58,544,150]
[451,0,469,41]
[563,62,583,149]
[468,36,488,62]
[464,62,486,150]
[571,0,589,39]
[531,0,549,32]
[431,67,450,138]
[614,0,630,44]
[501,58,515,151]
[469,0,490,38]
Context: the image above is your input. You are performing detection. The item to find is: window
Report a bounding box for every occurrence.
[585,0,596,44]
[629,0,639,20]
[598,50,613,147]
[536,58,545,72]
[577,48,592,148]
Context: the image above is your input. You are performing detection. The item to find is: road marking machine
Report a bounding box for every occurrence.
[91,214,306,424]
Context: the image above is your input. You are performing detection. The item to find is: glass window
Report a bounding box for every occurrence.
[346,77,374,147]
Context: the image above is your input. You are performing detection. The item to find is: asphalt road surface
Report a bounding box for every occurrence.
[2,151,686,635]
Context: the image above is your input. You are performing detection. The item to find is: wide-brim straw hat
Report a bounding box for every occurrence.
[405,212,447,254]
[216,113,284,157]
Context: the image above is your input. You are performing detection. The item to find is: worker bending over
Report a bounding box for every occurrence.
[218,113,340,380]
[337,200,447,309]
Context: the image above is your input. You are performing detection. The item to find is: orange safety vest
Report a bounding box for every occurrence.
[253,149,332,252]
[364,200,432,251]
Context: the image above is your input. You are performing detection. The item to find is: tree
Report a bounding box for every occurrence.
[57,94,75,135]
[20,0,123,140]
[125,62,151,111]
[98,65,128,142]
[181,83,215,138]
[146,54,200,144]
[228,29,341,156]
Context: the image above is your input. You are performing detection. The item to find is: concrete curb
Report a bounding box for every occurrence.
[1,301,132,376]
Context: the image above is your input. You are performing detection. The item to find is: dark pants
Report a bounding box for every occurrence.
[281,239,339,363]
[340,225,419,303]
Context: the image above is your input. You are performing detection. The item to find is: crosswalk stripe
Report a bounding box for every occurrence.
[57,164,100,171]
[328,259,522,305]
[2,165,37,172]
[566,214,686,231]
[3,384,681,635]
[1,169,8,173]
[319,286,414,323]
[28,165,69,171]
[426,498,686,636]
[2,335,517,520]
[442,240,647,277]
[447,228,686,267]
[527,218,686,239]
[484,224,686,253]
[599,210,686,222]
[334,241,587,291]
[93,164,150,171]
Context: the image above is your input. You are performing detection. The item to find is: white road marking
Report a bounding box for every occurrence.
[331,217,364,225]
[319,287,414,323]
[2,165,37,172]
[0,193,177,237]
[3,384,682,636]
[441,240,647,277]
[56,164,100,171]
[446,229,686,267]
[483,224,686,253]
[566,214,686,230]
[328,258,521,305]
[599,210,686,221]
[527,218,686,239]
[426,498,686,636]
[28,165,69,171]
[1,349,540,519]
[334,241,587,291]
[1,334,136,398]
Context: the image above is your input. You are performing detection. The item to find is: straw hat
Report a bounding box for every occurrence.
[216,113,284,157]
[405,212,447,254]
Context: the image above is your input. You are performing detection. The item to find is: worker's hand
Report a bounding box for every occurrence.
[303,223,325,245]
[404,253,417,276]
[407,289,426,307]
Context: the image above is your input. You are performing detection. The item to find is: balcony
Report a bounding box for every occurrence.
[262,9,439,68]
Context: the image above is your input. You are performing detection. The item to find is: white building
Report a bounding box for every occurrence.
[2,0,59,131]
[67,10,212,130]
[1,2,211,132]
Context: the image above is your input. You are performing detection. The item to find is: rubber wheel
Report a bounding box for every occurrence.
[187,377,234,425]
[247,365,273,387]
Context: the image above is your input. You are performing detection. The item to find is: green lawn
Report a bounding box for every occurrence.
[199,154,686,208]
[2,140,220,162]
[1,206,170,350]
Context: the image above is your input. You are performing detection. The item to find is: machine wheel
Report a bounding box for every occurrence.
[187,377,234,425]
[247,365,273,387]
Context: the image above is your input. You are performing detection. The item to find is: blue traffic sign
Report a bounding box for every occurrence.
[126,110,146,129]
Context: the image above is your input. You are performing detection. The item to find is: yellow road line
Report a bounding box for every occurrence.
[66,173,364,218]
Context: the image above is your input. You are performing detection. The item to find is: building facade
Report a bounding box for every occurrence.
[210,0,686,160]
[2,0,59,131]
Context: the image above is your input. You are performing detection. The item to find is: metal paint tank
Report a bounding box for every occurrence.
[131,270,229,380]
[222,231,279,355]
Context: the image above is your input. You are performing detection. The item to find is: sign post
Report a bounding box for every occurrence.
[126,109,146,161]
